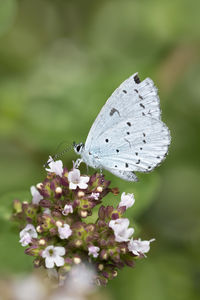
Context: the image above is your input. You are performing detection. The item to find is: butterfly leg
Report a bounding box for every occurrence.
[74,158,83,169]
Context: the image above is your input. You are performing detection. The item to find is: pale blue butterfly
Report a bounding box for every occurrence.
[73,73,171,181]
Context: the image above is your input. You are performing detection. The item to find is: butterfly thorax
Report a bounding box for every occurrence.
[73,143,101,169]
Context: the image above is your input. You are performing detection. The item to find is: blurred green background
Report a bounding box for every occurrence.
[0,0,200,299]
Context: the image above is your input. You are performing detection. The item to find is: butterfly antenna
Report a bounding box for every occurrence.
[44,143,74,168]
[52,144,73,161]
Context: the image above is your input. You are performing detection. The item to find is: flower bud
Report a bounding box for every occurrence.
[55,220,63,227]
[100,249,108,260]
[97,186,103,193]
[74,240,82,247]
[73,256,81,264]
[13,199,22,214]
[78,191,85,197]
[55,187,62,194]
[98,264,104,271]
[36,183,43,190]
[80,210,88,218]
[36,225,42,233]
[39,239,46,246]
[34,259,41,268]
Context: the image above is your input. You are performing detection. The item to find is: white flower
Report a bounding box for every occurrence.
[45,156,63,177]
[88,246,100,258]
[68,169,89,190]
[128,238,155,256]
[119,192,135,209]
[19,224,38,247]
[30,186,43,205]
[88,193,100,200]
[42,245,65,268]
[62,204,73,216]
[109,218,134,242]
[58,224,72,239]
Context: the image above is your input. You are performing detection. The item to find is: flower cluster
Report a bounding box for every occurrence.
[12,157,154,286]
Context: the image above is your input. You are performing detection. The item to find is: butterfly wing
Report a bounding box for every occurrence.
[85,73,161,152]
[83,73,170,181]
[104,169,139,182]
[95,116,170,178]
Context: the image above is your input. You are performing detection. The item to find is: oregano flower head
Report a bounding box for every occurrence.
[13,158,154,286]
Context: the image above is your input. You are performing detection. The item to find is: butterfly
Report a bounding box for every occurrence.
[73,73,171,181]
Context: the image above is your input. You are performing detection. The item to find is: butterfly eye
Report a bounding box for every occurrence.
[75,143,84,154]
[76,145,81,152]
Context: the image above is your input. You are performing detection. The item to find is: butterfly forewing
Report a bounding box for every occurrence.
[85,73,161,152]
[81,73,170,181]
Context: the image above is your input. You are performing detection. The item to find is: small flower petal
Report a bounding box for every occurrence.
[45,156,63,177]
[30,186,43,205]
[55,246,66,256]
[128,238,155,256]
[62,204,73,216]
[109,218,134,242]
[69,182,78,190]
[42,245,65,269]
[54,256,65,267]
[88,193,100,200]
[88,246,100,258]
[45,257,55,269]
[19,224,38,247]
[58,224,72,239]
[119,192,135,209]
[68,169,89,190]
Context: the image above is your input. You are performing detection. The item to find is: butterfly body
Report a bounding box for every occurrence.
[74,73,171,181]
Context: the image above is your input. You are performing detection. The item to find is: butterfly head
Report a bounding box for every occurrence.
[73,142,85,155]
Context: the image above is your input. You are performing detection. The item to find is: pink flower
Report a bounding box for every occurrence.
[45,156,63,177]
[62,204,73,216]
[88,193,100,200]
[19,224,38,247]
[42,245,65,268]
[109,218,134,242]
[30,186,43,205]
[58,224,72,239]
[88,246,100,258]
[128,238,155,256]
[119,192,135,209]
[68,169,89,190]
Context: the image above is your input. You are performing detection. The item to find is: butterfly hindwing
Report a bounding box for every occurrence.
[92,116,170,173]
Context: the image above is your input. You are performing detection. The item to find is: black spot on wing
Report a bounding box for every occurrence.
[140,103,145,109]
[123,90,127,94]
[110,108,120,117]
[133,74,141,84]
[127,122,131,126]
